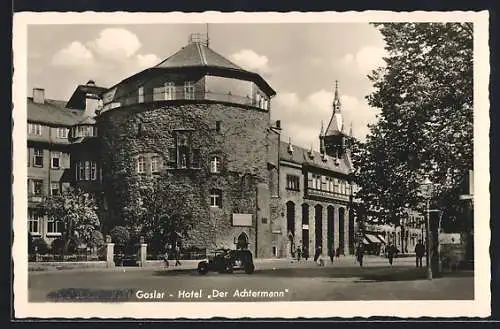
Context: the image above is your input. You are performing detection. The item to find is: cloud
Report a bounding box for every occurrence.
[272,89,379,149]
[340,46,387,73]
[229,49,271,74]
[137,53,160,68]
[88,28,142,60]
[51,41,94,67]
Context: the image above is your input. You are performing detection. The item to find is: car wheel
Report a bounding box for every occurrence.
[245,265,254,274]
[197,263,209,275]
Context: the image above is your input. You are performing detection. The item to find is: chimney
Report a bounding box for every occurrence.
[276,120,281,129]
[33,88,45,104]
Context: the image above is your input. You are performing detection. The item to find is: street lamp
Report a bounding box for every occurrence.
[419,175,434,280]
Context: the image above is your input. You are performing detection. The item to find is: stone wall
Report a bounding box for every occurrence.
[97,101,270,254]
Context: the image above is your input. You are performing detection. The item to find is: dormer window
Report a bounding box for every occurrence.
[138,86,144,103]
[184,81,195,100]
[210,156,221,173]
[165,82,175,100]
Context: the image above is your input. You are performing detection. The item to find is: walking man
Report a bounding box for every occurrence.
[174,243,181,266]
[415,239,425,268]
[163,248,170,269]
[296,246,302,262]
[303,246,309,261]
[356,244,365,268]
[387,243,396,266]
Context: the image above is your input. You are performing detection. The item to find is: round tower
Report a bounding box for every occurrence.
[97,35,276,256]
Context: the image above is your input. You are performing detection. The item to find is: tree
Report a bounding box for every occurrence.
[42,188,100,253]
[352,23,473,226]
[123,176,206,254]
[109,226,130,252]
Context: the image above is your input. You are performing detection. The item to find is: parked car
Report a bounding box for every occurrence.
[197,248,255,275]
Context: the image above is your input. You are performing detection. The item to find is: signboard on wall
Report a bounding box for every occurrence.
[232,213,252,227]
[439,233,461,245]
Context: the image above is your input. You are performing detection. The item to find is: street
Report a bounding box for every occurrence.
[28,256,474,302]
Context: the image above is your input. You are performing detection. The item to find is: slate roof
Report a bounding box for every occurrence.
[155,42,244,71]
[279,141,353,176]
[27,97,84,126]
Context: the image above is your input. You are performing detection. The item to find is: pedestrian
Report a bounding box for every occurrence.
[329,248,334,264]
[356,244,365,267]
[296,246,302,262]
[335,247,340,258]
[163,249,170,269]
[387,243,395,265]
[303,246,309,261]
[415,239,425,268]
[174,243,181,266]
[314,245,321,262]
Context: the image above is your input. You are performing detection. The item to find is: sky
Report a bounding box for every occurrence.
[27,23,387,150]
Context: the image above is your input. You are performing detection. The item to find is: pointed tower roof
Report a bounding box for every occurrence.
[324,80,344,136]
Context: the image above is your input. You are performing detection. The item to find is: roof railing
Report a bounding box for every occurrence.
[188,33,209,46]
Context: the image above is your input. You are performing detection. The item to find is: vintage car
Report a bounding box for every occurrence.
[197,248,255,274]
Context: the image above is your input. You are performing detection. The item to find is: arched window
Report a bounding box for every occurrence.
[136,156,146,174]
[210,156,221,173]
[237,232,249,249]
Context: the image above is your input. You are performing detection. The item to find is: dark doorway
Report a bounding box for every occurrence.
[315,204,323,249]
[339,207,345,252]
[236,232,249,249]
[301,204,309,255]
[286,201,295,236]
[348,208,355,254]
[327,206,334,254]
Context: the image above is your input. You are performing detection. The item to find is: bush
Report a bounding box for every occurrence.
[88,230,105,249]
[110,226,130,245]
[51,238,65,254]
[33,238,50,254]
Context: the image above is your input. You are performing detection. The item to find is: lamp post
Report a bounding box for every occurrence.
[420,176,433,280]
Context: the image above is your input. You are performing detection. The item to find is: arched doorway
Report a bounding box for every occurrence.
[286,201,296,258]
[301,204,309,255]
[327,206,334,255]
[339,207,345,253]
[315,204,323,249]
[236,232,249,249]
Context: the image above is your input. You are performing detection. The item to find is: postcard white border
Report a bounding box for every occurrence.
[13,10,491,318]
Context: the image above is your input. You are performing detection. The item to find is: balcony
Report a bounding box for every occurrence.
[306,187,351,202]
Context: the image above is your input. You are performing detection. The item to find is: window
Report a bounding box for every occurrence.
[311,174,321,190]
[165,82,175,100]
[210,189,222,208]
[51,152,60,169]
[56,127,69,139]
[33,149,43,167]
[50,182,60,195]
[47,217,62,235]
[32,179,43,196]
[210,156,221,173]
[28,123,42,135]
[333,178,339,193]
[138,86,144,103]
[91,161,97,180]
[85,161,90,180]
[28,209,41,234]
[151,156,160,173]
[286,175,300,191]
[184,81,195,100]
[77,161,85,181]
[191,149,200,169]
[137,156,146,174]
[167,148,176,168]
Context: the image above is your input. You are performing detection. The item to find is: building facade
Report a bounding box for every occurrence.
[27,35,385,258]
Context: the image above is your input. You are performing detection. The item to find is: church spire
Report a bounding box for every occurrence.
[333,80,341,113]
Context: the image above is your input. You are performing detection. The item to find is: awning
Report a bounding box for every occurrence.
[364,233,380,244]
[375,234,386,244]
